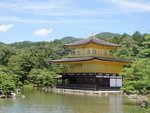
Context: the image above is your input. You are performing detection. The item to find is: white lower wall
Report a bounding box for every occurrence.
[110,78,122,87]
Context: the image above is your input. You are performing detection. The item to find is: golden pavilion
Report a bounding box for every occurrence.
[52,35,131,90]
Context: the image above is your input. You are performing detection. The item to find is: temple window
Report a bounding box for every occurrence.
[107,51,110,56]
[104,51,108,56]
[77,51,80,55]
[87,50,90,54]
[71,51,75,55]
[93,50,96,54]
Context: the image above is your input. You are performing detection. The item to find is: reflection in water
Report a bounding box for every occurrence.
[109,95,122,113]
[0,88,139,113]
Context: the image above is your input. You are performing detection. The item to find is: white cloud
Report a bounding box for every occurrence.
[111,0,150,12]
[0,16,120,24]
[0,0,71,12]
[34,28,53,36]
[34,9,118,16]
[0,24,14,32]
[0,0,116,17]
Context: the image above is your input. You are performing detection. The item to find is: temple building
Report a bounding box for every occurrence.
[51,35,131,90]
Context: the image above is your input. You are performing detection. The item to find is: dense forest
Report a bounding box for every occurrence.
[0,31,150,95]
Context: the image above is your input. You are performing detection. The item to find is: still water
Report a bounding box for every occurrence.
[0,88,141,113]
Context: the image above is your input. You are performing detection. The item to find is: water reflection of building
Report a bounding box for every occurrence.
[52,35,131,90]
[109,95,122,113]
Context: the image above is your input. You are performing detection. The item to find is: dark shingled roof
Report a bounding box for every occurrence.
[64,37,120,47]
[51,56,131,63]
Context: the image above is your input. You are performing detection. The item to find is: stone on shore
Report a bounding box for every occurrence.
[128,94,148,101]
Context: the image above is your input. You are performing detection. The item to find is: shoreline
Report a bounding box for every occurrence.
[51,88,123,96]
[51,88,149,102]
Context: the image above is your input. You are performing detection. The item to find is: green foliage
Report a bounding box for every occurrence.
[42,71,56,87]
[96,32,121,39]
[0,67,18,94]
[59,36,83,44]
[7,41,69,84]
[132,31,144,45]
[121,83,135,94]
[28,68,44,86]
[140,34,150,57]
[122,59,150,94]
[9,41,36,49]
[0,39,67,92]
[0,32,150,95]
[8,50,34,83]
[130,108,150,113]
[29,68,56,87]
[0,45,16,66]
[111,33,150,94]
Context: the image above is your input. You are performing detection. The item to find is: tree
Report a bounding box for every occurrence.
[8,50,34,83]
[139,34,150,58]
[122,59,150,94]
[113,34,139,60]
[0,67,18,94]
[42,71,56,88]
[0,46,15,66]
[112,36,120,44]
[28,68,56,87]
[132,31,144,45]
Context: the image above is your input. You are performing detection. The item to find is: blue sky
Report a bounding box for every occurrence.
[0,0,150,43]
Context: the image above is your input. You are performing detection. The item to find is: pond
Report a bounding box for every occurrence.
[0,88,142,113]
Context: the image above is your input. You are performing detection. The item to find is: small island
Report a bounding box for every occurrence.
[51,35,131,91]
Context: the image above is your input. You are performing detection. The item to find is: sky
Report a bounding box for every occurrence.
[0,0,150,43]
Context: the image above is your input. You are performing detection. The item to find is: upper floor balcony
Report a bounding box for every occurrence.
[68,48,113,58]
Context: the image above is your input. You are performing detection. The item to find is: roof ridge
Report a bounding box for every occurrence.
[64,37,120,47]
[51,56,132,63]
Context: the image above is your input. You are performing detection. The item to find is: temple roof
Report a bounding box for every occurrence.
[64,37,120,47]
[51,56,131,63]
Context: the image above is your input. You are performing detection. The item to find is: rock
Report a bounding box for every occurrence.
[128,94,137,99]
[21,95,25,98]
[128,94,148,102]
[141,101,148,109]
[10,93,16,98]
[138,95,148,101]
[16,89,21,93]
[0,95,7,98]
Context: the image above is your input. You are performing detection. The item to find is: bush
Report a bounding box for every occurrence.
[0,71,17,94]
[28,68,56,87]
